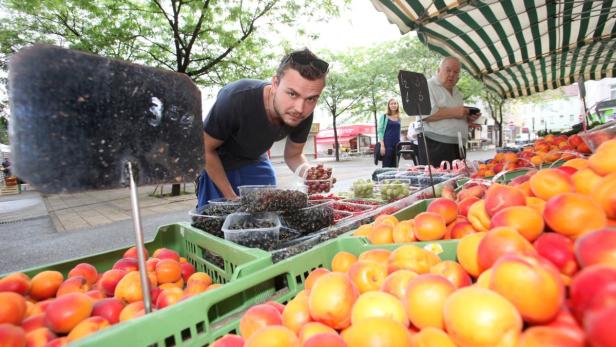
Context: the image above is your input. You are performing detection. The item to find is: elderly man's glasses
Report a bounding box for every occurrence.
[286,52,329,73]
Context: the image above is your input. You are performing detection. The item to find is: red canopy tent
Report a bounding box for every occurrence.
[315,124,375,146]
[314,124,376,158]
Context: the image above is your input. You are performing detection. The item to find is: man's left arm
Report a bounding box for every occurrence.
[284,138,309,174]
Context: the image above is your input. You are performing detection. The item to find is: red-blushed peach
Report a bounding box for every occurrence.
[544,193,607,238]
[525,196,546,215]
[351,291,408,327]
[244,325,299,347]
[410,326,456,347]
[429,260,472,288]
[118,301,145,322]
[25,326,56,346]
[98,269,126,297]
[183,282,209,297]
[282,291,311,334]
[44,292,93,334]
[590,172,616,219]
[571,168,602,195]
[29,299,52,319]
[517,326,584,347]
[152,248,180,262]
[403,274,455,329]
[92,298,125,325]
[456,184,488,201]
[29,271,64,301]
[0,291,27,325]
[387,244,440,274]
[186,272,213,288]
[67,263,98,285]
[575,228,616,268]
[490,253,565,323]
[21,313,46,333]
[542,307,585,343]
[210,334,245,347]
[477,226,536,272]
[347,261,387,294]
[490,205,544,241]
[380,270,418,301]
[308,272,358,330]
[484,183,527,217]
[67,316,110,342]
[264,301,285,315]
[427,198,458,224]
[155,287,184,309]
[85,289,105,302]
[466,200,491,232]
[414,212,447,241]
[114,271,155,303]
[56,276,91,297]
[341,317,411,347]
[357,249,391,267]
[123,246,148,259]
[534,232,579,276]
[367,224,394,244]
[304,268,331,293]
[44,337,69,347]
[239,304,283,340]
[298,322,338,345]
[457,197,480,217]
[584,305,616,347]
[392,220,416,243]
[588,139,616,176]
[0,324,26,346]
[303,333,347,347]
[529,169,575,201]
[145,257,160,273]
[179,262,196,282]
[112,257,139,272]
[443,286,522,347]
[155,259,182,284]
[569,265,616,323]
[449,220,476,239]
[456,232,487,278]
[0,272,30,296]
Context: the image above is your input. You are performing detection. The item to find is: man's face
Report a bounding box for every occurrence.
[271,69,325,127]
[437,59,461,90]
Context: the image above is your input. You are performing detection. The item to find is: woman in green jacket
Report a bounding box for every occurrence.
[377,98,402,167]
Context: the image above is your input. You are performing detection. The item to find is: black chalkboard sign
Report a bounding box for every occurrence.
[398,70,431,116]
[9,45,204,193]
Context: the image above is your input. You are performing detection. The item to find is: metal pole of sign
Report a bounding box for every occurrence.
[417,111,437,198]
[578,76,588,131]
[127,162,153,314]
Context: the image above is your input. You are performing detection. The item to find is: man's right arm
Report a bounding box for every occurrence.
[203,132,238,200]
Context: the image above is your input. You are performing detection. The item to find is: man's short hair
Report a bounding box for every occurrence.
[276,48,329,81]
[439,56,460,70]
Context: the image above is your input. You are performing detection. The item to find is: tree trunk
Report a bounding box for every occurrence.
[333,115,340,162]
[171,183,181,196]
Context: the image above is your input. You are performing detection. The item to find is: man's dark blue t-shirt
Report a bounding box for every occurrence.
[203,79,313,170]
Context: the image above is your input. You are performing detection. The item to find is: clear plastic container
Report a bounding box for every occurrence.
[332,201,375,216]
[189,208,227,238]
[580,121,616,152]
[340,198,384,207]
[281,201,334,235]
[352,178,374,198]
[378,180,412,202]
[239,185,308,213]
[304,177,334,194]
[222,212,281,249]
[207,198,241,215]
[333,210,353,223]
[271,234,321,263]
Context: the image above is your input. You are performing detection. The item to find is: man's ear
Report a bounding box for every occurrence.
[271,75,280,88]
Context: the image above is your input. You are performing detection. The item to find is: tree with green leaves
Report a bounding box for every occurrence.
[320,53,370,161]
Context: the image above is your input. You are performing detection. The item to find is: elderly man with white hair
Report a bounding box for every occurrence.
[417,56,481,166]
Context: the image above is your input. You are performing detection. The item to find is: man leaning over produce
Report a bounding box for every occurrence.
[197,49,329,207]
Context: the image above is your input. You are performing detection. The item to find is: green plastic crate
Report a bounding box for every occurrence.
[16,222,271,284]
[67,234,457,346]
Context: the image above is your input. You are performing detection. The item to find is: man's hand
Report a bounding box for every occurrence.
[467,112,481,124]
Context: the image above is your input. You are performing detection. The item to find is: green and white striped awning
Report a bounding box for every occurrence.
[372,0,616,99]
